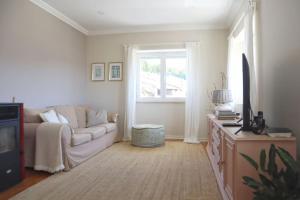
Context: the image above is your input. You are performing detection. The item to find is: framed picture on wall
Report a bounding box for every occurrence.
[91,63,105,81]
[109,62,123,81]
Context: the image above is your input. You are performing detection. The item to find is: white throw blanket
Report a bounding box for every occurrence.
[34,123,70,173]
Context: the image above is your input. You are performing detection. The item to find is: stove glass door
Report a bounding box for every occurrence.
[0,126,16,154]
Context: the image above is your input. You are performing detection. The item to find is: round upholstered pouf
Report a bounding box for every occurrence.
[132,124,165,147]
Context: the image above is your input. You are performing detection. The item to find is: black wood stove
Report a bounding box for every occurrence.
[0,103,24,191]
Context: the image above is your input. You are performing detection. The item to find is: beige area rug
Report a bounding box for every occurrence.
[12,141,221,200]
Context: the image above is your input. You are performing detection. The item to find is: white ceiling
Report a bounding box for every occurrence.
[31,0,243,35]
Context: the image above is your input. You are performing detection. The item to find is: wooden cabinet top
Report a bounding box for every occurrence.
[208,114,296,142]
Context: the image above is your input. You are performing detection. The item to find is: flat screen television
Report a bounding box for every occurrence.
[242,53,252,131]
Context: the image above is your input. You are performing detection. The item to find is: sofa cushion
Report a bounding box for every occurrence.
[86,109,108,127]
[75,106,87,128]
[24,108,49,123]
[74,126,106,140]
[96,123,117,133]
[54,106,78,129]
[107,112,119,123]
[72,134,92,146]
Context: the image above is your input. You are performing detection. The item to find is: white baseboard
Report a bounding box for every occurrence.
[165,135,184,140]
[183,138,208,144]
[198,138,208,143]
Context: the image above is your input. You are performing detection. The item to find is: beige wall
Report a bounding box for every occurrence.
[0,0,229,140]
[0,0,86,108]
[256,0,300,158]
[86,30,228,139]
[135,103,185,139]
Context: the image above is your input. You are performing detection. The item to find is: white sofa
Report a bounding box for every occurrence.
[24,105,121,172]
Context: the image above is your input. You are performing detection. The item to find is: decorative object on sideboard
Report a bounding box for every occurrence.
[212,89,233,111]
[240,144,300,199]
[108,62,123,81]
[266,127,292,138]
[0,103,25,191]
[210,72,233,113]
[91,63,105,81]
[216,110,240,120]
[250,111,266,134]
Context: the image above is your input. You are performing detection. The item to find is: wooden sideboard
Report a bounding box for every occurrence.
[206,114,296,200]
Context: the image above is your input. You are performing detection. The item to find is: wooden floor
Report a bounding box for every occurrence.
[0,169,50,200]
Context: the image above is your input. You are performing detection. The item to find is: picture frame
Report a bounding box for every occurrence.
[109,62,123,81]
[91,63,105,81]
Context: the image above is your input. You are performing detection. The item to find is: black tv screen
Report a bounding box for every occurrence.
[242,53,252,130]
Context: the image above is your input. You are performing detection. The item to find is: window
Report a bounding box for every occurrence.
[228,28,245,108]
[139,58,161,97]
[137,49,187,102]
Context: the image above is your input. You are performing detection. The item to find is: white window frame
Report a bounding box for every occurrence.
[136,49,187,103]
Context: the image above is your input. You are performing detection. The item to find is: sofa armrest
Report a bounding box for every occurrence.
[107,112,119,123]
[60,124,73,146]
[37,122,73,146]
[24,123,41,139]
[24,123,41,167]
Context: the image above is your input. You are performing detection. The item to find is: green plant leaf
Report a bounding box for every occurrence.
[259,174,275,189]
[260,149,267,172]
[277,147,299,172]
[242,176,261,190]
[283,166,298,189]
[268,144,278,177]
[272,170,287,192]
[242,144,300,199]
[278,168,285,177]
[240,153,258,170]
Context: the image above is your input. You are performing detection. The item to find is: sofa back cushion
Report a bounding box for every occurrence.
[24,108,49,123]
[74,106,87,128]
[86,109,108,127]
[54,105,78,129]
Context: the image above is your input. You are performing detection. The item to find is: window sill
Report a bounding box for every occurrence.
[136,98,185,103]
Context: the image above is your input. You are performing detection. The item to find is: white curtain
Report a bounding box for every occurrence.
[244,0,259,113]
[184,42,202,144]
[227,0,258,114]
[123,45,138,141]
[227,32,244,112]
[227,36,236,103]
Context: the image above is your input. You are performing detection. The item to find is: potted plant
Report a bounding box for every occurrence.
[240,144,300,200]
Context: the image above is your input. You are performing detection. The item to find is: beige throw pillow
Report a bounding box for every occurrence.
[87,109,108,127]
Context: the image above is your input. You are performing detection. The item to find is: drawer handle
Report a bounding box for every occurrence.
[6,169,12,174]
